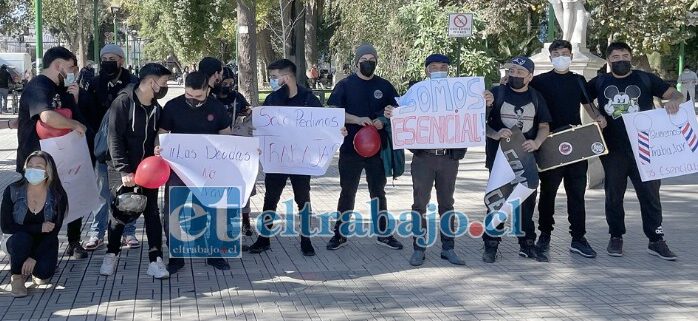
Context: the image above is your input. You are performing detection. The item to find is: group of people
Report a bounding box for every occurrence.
[0,39,685,298]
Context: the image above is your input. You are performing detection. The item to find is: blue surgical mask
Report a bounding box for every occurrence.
[270,79,282,91]
[25,168,47,185]
[430,71,448,79]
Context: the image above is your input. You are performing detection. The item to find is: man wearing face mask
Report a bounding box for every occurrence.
[384,54,474,266]
[16,46,89,259]
[527,39,606,262]
[482,56,552,263]
[100,63,172,279]
[586,42,684,261]
[81,44,141,251]
[157,71,234,273]
[198,57,224,99]
[325,43,404,251]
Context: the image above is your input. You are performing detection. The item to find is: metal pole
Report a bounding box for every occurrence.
[678,26,685,92]
[546,3,556,42]
[113,16,117,43]
[35,0,43,72]
[125,25,129,67]
[93,0,100,67]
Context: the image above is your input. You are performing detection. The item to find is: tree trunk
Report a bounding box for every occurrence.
[257,27,278,84]
[304,0,319,70]
[280,0,293,58]
[237,0,259,106]
[294,0,306,83]
[75,0,86,68]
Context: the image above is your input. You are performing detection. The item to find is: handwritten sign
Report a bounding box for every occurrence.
[40,131,101,223]
[622,101,698,181]
[391,77,486,149]
[252,106,345,175]
[159,134,260,205]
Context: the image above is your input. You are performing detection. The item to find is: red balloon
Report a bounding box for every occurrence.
[353,125,381,157]
[134,156,171,189]
[36,108,73,139]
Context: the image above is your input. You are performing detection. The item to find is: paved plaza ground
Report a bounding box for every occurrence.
[0,88,696,320]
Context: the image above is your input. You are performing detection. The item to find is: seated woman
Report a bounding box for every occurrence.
[1,151,66,297]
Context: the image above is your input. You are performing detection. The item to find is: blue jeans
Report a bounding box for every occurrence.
[89,161,136,239]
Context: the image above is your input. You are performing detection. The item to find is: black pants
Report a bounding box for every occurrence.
[162,173,185,245]
[258,173,312,240]
[7,231,58,279]
[537,160,588,240]
[67,218,83,243]
[410,153,459,250]
[107,187,162,262]
[334,152,388,236]
[601,151,663,241]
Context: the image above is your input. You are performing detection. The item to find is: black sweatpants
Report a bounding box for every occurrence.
[107,187,162,262]
[259,173,312,239]
[537,160,588,240]
[601,150,663,242]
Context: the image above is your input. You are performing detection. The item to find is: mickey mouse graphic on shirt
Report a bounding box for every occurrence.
[51,93,63,109]
[603,85,641,119]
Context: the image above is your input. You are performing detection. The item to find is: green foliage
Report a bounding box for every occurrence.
[0,0,31,37]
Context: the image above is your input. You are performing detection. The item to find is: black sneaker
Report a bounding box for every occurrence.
[167,258,185,274]
[482,240,499,263]
[67,242,88,259]
[300,237,315,256]
[376,236,403,250]
[326,235,347,250]
[570,238,597,258]
[207,258,231,270]
[607,237,623,257]
[536,233,551,262]
[242,223,253,237]
[248,237,271,254]
[647,240,677,261]
[519,239,537,259]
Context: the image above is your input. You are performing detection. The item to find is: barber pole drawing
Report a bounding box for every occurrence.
[634,114,652,164]
[671,109,698,153]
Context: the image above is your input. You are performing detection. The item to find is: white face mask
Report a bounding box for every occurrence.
[551,56,572,72]
[430,71,448,79]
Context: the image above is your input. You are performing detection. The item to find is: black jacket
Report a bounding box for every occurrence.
[81,67,138,133]
[107,83,161,174]
[263,84,322,107]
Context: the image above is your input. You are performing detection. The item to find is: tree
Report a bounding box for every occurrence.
[304,0,323,69]
[35,0,97,68]
[237,0,259,106]
[0,0,31,37]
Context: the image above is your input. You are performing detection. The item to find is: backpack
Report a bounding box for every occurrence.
[94,90,136,162]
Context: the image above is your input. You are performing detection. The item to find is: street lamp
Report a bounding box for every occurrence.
[131,30,138,67]
[110,5,121,43]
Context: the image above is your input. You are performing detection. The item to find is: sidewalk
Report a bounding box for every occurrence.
[0,125,697,321]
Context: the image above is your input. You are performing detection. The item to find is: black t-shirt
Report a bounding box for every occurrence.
[587,71,670,154]
[327,73,398,154]
[16,75,83,172]
[486,85,552,168]
[24,209,46,225]
[160,95,232,134]
[530,71,589,131]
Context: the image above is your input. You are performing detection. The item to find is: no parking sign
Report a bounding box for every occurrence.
[448,13,473,37]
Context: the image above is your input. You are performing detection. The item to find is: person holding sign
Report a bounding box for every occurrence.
[528,40,605,262]
[99,63,172,279]
[15,47,90,260]
[586,42,684,261]
[248,59,342,256]
[325,43,404,251]
[1,151,66,297]
[483,57,552,263]
[385,54,471,266]
[157,71,234,273]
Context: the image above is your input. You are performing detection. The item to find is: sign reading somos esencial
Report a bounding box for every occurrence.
[391,77,486,150]
[622,101,698,182]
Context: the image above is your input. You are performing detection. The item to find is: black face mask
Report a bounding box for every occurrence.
[220,85,232,97]
[100,61,119,78]
[153,83,168,100]
[359,61,377,77]
[186,97,207,108]
[611,60,632,76]
[507,76,526,90]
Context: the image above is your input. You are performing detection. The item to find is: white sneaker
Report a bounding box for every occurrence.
[147,257,170,279]
[100,253,117,276]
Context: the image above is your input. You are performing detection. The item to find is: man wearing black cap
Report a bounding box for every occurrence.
[384,54,476,266]
[198,57,224,95]
[326,43,404,251]
[482,56,552,263]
